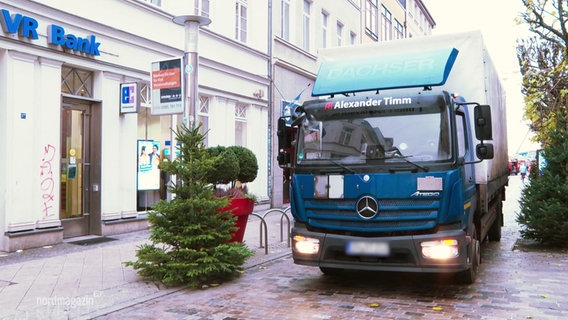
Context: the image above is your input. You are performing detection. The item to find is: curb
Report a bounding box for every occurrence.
[74,248,292,319]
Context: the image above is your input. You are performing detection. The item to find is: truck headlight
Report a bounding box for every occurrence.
[421,239,459,260]
[293,235,320,255]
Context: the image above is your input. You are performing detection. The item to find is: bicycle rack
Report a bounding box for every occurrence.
[249,207,291,255]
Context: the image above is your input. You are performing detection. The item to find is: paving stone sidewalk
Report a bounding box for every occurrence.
[0,209,292,320]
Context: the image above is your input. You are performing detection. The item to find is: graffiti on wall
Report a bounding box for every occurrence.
[40,144,57,218]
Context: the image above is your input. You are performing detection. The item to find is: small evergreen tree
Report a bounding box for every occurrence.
[125,124,253,287]
[517,131,568,246]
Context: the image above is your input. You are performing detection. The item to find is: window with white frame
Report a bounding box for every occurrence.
[365,0,378,41]
[336,21,343,46]
[61,66,93,97]
[235,0,247,43]
[302,0,311,51]
[408,0,415,20]
[281,0,290,41]
[198,96,210,146]
[381,5,392,41]
[394,19,404,39]
[194,0,210,18]
[235,104,247,146]
[321,10,328,48]
[350,31,357,45]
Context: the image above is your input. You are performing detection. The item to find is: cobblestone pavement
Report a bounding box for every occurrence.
[92,177,568,320]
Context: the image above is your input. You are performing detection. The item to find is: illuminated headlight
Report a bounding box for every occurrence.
[421,239,459,259]
[293,235,320,255]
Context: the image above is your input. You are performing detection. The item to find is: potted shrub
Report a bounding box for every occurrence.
[207,145,259,242]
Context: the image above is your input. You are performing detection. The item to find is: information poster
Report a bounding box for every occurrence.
[137,140,161,190]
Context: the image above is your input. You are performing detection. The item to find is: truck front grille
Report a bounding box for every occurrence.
[304,198,439,234]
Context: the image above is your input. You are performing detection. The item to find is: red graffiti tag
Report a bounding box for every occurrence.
[40,144,56,218]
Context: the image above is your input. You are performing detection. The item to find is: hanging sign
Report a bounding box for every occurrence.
[119,82,140,114]
[151,57,184,115]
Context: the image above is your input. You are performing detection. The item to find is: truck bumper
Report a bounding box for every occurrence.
[291,223,471,274]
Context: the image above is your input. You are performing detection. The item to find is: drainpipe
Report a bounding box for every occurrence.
[267,0,274,206]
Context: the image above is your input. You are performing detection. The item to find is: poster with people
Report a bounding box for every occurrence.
[137,140,161,190]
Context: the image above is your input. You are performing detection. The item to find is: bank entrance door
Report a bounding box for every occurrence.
[60,99,101,238]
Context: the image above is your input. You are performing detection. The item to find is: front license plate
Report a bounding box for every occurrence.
[346,241,390,257]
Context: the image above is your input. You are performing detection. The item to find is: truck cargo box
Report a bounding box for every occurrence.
[314,31,509,186]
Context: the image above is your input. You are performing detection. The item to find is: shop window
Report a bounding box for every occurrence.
[137,82,182,211]
[61,66,93,98]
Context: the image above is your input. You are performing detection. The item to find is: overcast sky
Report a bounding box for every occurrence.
[424,0,540,154]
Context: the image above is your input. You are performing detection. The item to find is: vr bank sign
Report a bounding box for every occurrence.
[1,9,101,56]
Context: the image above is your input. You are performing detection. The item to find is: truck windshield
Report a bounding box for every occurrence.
[296,109,451,166]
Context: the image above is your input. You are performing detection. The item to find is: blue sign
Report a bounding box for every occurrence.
[1,8,102,56]
[0,9,38,39]
[48,25,101,56]
[120,83,140,114]
[312,47,459,96]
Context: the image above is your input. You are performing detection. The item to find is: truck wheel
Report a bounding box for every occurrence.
[457,225,480,284]
[487,197,503,242]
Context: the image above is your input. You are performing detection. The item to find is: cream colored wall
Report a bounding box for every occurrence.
[0,51,62,240]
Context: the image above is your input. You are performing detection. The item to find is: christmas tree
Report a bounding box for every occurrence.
[126,124,254,287]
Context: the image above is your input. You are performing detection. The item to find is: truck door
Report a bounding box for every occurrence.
[456,111,476,203]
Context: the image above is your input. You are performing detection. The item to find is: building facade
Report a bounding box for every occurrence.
[361,0,435,43]
[269,0,435,207]
[0,0,270,251]
[0,0,435,252]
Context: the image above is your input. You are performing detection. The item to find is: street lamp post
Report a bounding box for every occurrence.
[166,15,211,201]
[173,15,212,129]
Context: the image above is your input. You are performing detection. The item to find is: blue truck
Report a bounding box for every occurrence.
[277,31,508,284]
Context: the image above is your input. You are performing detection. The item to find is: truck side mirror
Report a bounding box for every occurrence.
[277,117,294,167]
[476,143,494,160]
[277,117,291,149]
[474,105,492,141]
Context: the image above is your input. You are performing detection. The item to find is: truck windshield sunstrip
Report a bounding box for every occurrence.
[297,96,451,166]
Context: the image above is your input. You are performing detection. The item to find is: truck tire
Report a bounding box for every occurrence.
[457,225,480,284]
[487,196,503,242]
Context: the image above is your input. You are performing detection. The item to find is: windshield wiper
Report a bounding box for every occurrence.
[326,159,356,174]
[387,155,429,172]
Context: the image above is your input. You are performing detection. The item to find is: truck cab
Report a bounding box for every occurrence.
[278,89,494,283]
